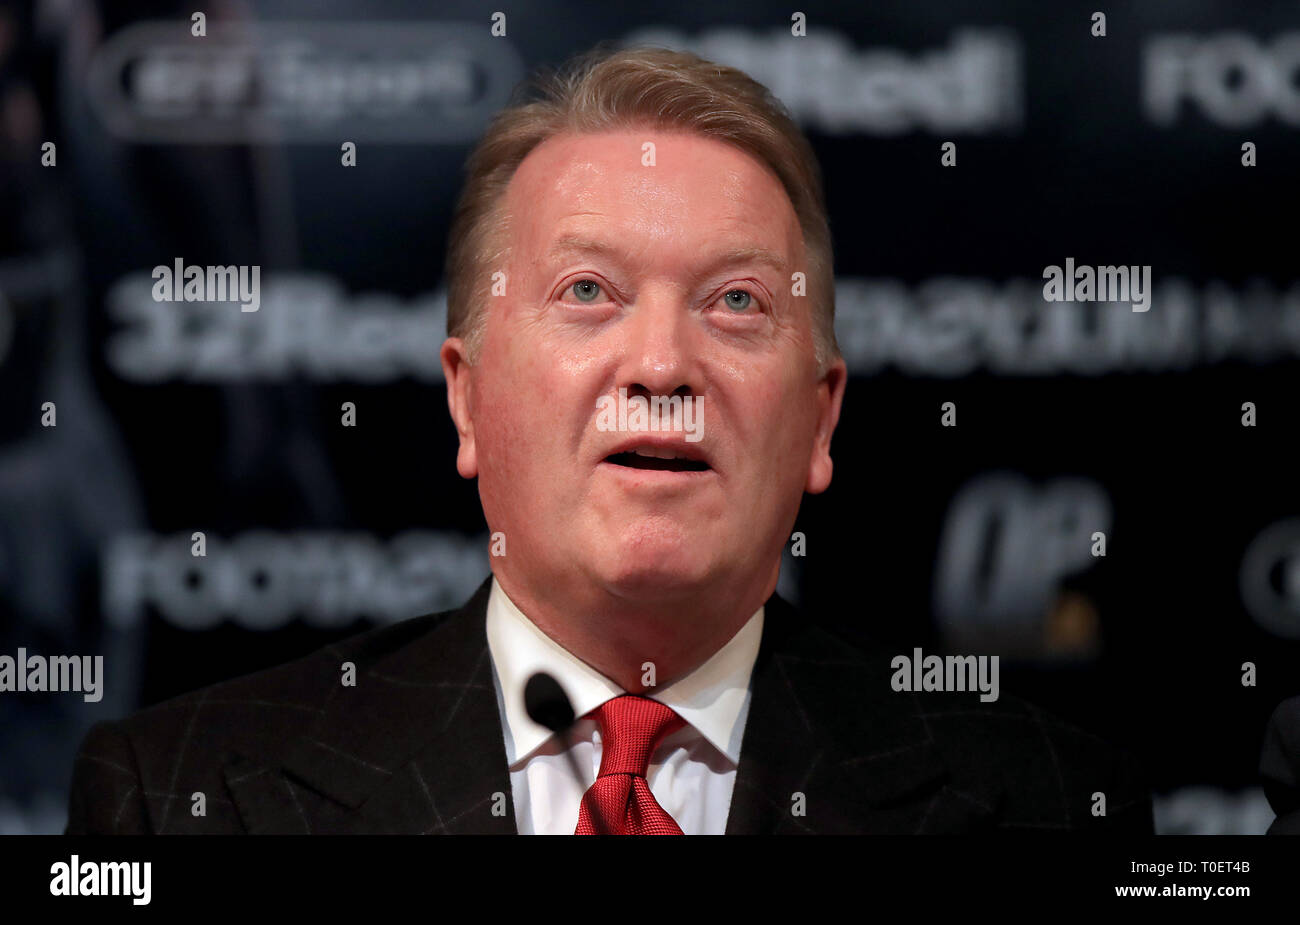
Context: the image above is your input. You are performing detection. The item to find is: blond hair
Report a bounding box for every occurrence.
[444,42,839,372]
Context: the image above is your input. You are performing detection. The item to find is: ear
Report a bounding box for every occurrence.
[440,337,478,479]
[805,357,847,495]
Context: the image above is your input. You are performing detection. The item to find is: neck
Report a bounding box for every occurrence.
[493,563,778,692]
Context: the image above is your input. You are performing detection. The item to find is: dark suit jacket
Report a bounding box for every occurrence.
[1261,695,1300,834]
[66,576,1153,833]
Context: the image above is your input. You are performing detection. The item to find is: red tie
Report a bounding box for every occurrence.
[574,695,686,835]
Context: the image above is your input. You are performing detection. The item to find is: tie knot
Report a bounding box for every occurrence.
[589,695,684,778]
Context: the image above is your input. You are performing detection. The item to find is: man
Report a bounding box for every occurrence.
[66,45,1153,834]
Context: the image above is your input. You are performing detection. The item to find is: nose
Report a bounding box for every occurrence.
[617,286,701,400]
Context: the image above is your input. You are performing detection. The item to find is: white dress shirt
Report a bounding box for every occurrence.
[484,576,764,834]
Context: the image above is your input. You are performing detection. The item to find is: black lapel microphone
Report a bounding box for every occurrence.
[524,672,605,835]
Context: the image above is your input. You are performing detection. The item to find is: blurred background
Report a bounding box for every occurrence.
[2,0,1298,834]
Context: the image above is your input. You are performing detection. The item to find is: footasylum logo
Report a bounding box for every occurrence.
[50,856,151,905]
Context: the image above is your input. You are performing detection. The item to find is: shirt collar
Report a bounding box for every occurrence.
[485,575,763,768]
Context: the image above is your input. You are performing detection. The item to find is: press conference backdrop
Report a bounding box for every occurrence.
[2,0,1297,834]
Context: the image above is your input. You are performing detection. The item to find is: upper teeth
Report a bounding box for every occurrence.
[632,447,683,460]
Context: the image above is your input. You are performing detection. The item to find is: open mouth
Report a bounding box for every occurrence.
[604,449,710,473]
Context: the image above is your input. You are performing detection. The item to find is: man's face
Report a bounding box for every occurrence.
[443,127,845,607]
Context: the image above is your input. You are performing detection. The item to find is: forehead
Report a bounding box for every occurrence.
[502,128,804,262]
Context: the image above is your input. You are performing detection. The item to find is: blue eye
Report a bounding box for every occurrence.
[572,280,602,302]
[723,289,752,311]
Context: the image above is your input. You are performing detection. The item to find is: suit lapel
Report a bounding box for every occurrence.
[727,592,993,834]
[226,579,994,834]
[226,576,516,834]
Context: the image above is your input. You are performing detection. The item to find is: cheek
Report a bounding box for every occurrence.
[753,380,819,479]
[737,374,802,446]
[474,351,584,475]
[471,366,534,481]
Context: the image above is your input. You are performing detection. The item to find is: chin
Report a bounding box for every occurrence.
[591,540,715,602]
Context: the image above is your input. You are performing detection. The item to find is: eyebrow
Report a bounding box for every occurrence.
[544,234,788,276]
